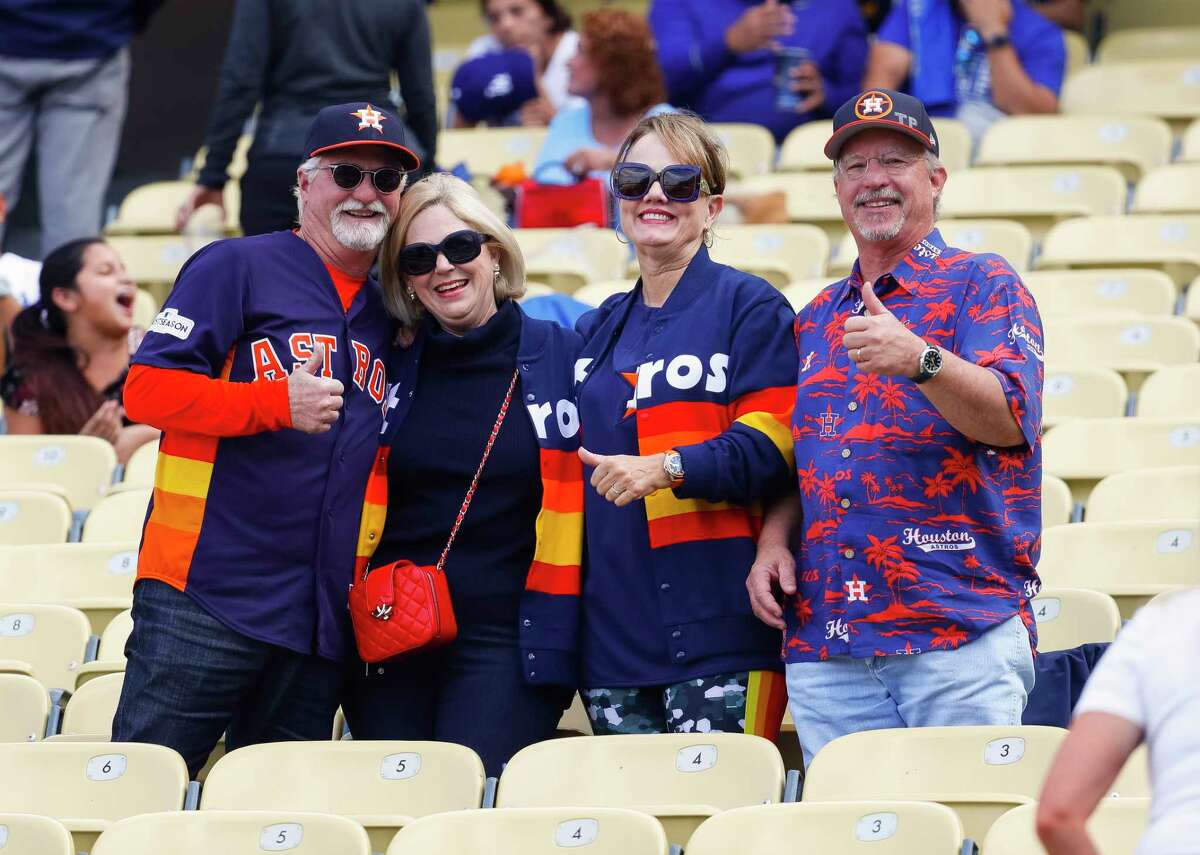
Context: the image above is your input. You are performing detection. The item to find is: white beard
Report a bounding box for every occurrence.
[852,189,905,242]
[330,199,391,251]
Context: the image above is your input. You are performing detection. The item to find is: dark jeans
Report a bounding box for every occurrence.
[342,621,572,777]
[112,579,341,779]
[238,154,303,236]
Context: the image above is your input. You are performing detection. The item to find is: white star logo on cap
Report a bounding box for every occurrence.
[351,104,386,132]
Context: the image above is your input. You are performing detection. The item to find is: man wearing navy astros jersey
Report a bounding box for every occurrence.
[111,103,419,778]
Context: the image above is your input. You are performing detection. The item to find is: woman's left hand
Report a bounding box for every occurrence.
[579,447,672,507]
[564,147,617,178]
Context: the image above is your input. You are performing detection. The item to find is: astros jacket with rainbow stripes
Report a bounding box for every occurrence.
[353,306,585,687]
[576,246,798,669]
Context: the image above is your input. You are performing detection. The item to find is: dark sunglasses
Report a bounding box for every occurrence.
[398,229,492,276]
[321,163,405,194]
[611,162,712,203]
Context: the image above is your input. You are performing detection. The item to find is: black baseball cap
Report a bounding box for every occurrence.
[303,102,421,171]
[824,88,939,160]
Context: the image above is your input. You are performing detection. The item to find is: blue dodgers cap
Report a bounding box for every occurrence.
[303,102,421,171]
[450,49,538,123]
[824,88,940,160]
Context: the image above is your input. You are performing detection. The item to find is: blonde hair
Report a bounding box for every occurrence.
[614,111,729,196]
[380,173,526,326]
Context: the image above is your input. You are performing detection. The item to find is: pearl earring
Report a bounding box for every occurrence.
[406,286,416,300]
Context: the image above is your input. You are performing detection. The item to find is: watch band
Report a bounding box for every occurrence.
[984,31,1012,51]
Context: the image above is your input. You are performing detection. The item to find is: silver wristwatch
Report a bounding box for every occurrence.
[663,449,685,483]
[913,342,943,384]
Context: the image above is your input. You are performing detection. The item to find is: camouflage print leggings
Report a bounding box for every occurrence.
[582,671,787,739]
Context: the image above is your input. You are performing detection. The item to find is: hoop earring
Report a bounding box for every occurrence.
[615,229,630,246]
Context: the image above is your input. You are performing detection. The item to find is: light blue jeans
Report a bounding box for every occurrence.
[785,614,1036,768]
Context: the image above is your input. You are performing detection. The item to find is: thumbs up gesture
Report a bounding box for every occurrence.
[841,280,926,378]
[288,344,345,434]
[579,447,673,507]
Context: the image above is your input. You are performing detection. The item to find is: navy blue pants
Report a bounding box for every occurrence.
[112,580,341,779]
[342,621,572,777]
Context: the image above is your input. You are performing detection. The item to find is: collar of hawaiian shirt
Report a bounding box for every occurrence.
[840,228,949,309]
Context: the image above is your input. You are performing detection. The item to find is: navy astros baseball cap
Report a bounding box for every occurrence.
[824,88,939,160]
[303,102,421,171]
[450,50,538,124]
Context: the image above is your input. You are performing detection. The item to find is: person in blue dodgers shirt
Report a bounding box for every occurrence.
[865,0,1065,142]
[746,88,1044,767]
[343,173,584,777]
[111,102,418,779]
[575,112,797,737]
[648,0,867,144]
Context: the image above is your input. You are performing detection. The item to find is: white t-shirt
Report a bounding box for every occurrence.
[465,29,581,110]
[1073,588,1200,855]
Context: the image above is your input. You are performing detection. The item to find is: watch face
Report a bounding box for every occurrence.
[922,346,942,375]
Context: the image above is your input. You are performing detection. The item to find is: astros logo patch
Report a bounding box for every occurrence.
[855,90,893,120]
[351,104,386,132]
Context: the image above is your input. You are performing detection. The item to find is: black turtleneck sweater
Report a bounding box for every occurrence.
[375,301,541,627]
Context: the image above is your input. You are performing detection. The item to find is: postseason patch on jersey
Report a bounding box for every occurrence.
[148,308,195,341]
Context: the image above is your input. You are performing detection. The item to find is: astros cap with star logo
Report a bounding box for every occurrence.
[302,101,421,171]
[823,88,939,160]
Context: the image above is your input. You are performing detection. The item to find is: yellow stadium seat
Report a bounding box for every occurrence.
[0,543,136,635]
[783,277,835,312]
[0,813,73,855]
[0,435,116,511]
[1138,364,1200,417]
[496,734,786,848]
[1042,367,1128,427]
[82,489,151,543]
[1021,269,1176,318]
[104,235,218,298]
[1097,0,1200,31]
[0,603,91,692]
[131,288,157,329]
[1063,30,1089,76]
[120,440,158,489]
[388,806,669,855]
[710,123,776,178]
[941,167,1126,240]
[0,673,50,742]
[709,224,829,288]
[0,741,188,852]
[1188,277,1200,326]
[685,801,966,855]
[779,119,970,174]
[1043,316,1200,386]
[1132,164,1200,216]
[1087,466,1200,523]
[1042,474,1073,529]
[437,127,547,176]
[514,227,629,291]
[201,740,486,852]
[1183,118,1200,162]
[733,172,842,238]
[803,726,1147,843]
[777,121,834,172]
[74,608,133,689]
[1030,587,1122,652]
[517,282,555,300]
[105,180,240,236]
[983,799,1149,855]
[59,672,124,737]
[190,134,252,182]
[573,279,637,307]
[976,115,1171,182]
[1040,519,1200,617]
[1037,215,1200,290]
[93,811,371,855]
[0,490,72,545]
[1097,26,1200,63]
[1062,62,1200,133]
[1044,418,1200,504]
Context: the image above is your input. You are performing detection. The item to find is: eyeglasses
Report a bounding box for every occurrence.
[398,229,492,276]
[321,163,406,194]
[837,154,922,180]
[611,162,711,203]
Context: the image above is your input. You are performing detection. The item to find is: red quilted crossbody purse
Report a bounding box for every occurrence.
[349,369,518,664]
